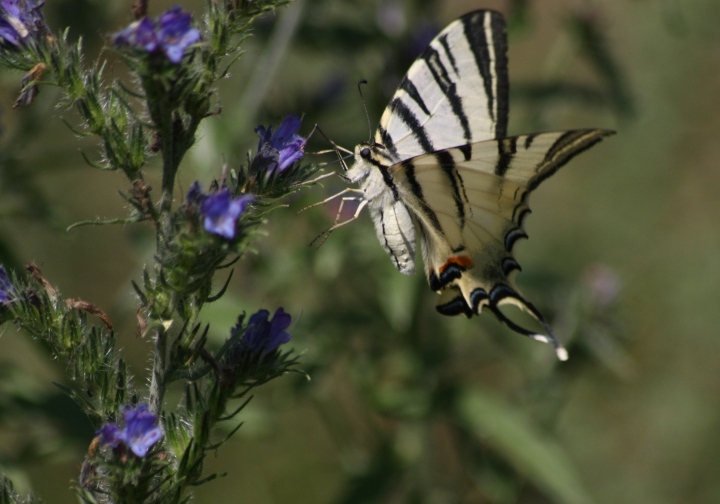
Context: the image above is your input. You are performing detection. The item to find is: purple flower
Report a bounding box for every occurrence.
[0,0,46,47]
[200,188,255,239]
[185,182,255,239]
[97,404,163,458]
[185,180,205,206]
[232,308,292,358]
[112,6,201,64]
[254,115,307,176]
[97,423,122,448]
[583,264,621,307]
[0,265,14,305]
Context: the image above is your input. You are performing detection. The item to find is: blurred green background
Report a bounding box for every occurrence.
[1,0,720,503]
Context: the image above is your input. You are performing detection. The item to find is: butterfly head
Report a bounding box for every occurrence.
[354,141,373,160]
[353,141,389,162]
[359,145,372,159]
[346,141,388,185]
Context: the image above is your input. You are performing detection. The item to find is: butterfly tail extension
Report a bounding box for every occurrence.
[488,290,568,361]
[435,278,568,361]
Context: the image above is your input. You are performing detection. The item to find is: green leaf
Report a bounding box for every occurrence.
[457,387,594,504]
[66,215,146,231]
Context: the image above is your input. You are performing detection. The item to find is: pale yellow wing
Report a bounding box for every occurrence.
[391,129,614,356]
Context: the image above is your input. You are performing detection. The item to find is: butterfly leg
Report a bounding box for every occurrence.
[293,150,353,189]
[309,197,368,248]
[292,171,339,190]
[297,187,363,214]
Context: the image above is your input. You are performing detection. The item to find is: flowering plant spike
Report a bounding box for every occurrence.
[0,0,46,47]
[0,0,315,501]
[201,188,256,239]
[112,7,201,64]
[97,404,164,458]
[0,266,14,304]
[254,114,307,176]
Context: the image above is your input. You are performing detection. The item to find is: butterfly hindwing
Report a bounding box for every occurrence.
[391,130,613,326]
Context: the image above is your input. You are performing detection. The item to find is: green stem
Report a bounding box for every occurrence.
[159,111,178,219]
[149,327,168,416]
[149,84,179,416]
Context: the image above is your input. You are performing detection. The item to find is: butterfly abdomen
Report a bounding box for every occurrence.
[349,151,419,276]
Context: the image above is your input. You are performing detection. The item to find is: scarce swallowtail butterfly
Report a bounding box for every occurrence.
[333,10,614,360]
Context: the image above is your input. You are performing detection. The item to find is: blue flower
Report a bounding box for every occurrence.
[97,423,122,448]
[0,0,46,47]
[112,6,201,64]
[185,180,205,206]
[233,308,292,358]
[0,265,14,305]
[254,115,307,176]
[200,188,255,239]
[97,404,163,458]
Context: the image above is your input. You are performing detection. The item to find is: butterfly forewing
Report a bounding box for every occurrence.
[375,10,508,164]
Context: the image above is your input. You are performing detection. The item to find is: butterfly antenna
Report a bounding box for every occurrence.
[357,79,373,142]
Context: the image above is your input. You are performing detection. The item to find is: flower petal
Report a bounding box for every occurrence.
[271,115,302,146]
[253,115,306,176]
[0,265,14,304]
[97,423,122,448]
[111,6,199,64]
[0,0,45,47]
[127,425,163,457]
[120,404,163,457]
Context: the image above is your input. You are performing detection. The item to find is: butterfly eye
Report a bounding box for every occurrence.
[360,147,371,159]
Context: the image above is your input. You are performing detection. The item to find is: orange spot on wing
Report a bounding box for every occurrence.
[439,255,474,274]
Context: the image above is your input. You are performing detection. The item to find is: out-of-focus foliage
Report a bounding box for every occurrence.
[1,0,720,503]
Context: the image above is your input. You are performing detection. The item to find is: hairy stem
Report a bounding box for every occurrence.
[149,326,168,415]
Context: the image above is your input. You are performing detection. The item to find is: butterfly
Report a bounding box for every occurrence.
[328,9,613,360]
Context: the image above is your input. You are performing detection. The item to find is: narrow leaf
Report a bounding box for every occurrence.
[457,387,594,504]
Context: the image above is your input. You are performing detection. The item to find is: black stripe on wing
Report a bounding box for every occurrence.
[436,150,466,229]
[377,125,400,161]
[389,98,434,154]
[495,136,517,176]
[461,10,509,139]
[421,45,472,145]
[437,33,458,74]
[528,129,613,191]
[402,159,444,234]
[399,76,431,117]
[524,133,538,149]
